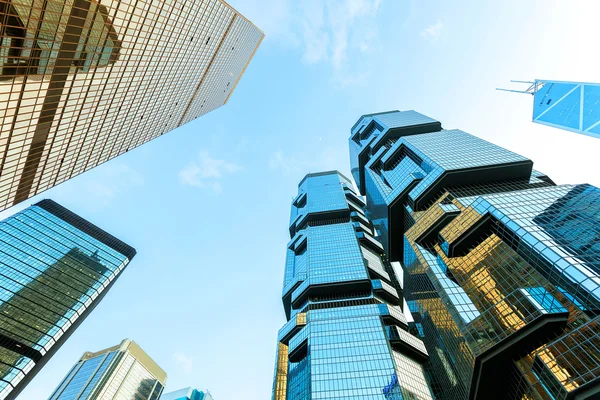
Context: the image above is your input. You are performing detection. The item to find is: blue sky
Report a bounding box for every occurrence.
[15,1,600,399]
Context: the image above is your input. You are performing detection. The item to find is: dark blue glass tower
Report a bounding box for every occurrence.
[0,200,135,400]
[350,110,600,399]
[271,171,434,400]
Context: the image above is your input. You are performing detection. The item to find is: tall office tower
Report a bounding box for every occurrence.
[271,171,434,400]
[161,387,214,400]
[350,110,600,399]
[498,80,600,139]
[0,199,135,400]
[48,338,166,399]
[0,0,263,211]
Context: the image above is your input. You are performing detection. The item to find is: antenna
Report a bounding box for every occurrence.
[496,80,542,95]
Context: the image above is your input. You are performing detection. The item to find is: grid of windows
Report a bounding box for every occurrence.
[352,109,600,399]
[273,171,433,400]
[401,184,600,399]
[0,200,133,400]
[0,0,263,211]
[532,80,600,138]
[49,351,117,400]
[49,339,166,400]
[349,110,442,195]
[161,387,214,400]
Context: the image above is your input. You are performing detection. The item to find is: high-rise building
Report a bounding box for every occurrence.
[350,110,600,399]
[0,0,263,210]
[0,199,135,400]
[498,80,600,139]
[161,386,214,400]
[48,338,166,400]
[271,171,434,399]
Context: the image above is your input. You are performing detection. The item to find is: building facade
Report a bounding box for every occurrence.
[498,80,600,139]
[0,0,263,210]
[161,386,214,400]
[0,199,135,400]
[48,338,166,400]
[350,110,600,399]
[271,171,434,400]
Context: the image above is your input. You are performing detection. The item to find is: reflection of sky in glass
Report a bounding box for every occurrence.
[276,173,434,400]
[0,203,132,398]
[405,240,480,324]
[533,81,600,137]
[350,110,441,194]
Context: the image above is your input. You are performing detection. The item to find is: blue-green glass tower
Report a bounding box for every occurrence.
[0,200,135,400]
[350,110,600,399]
[271,171,433,400]
[161,387,214,400]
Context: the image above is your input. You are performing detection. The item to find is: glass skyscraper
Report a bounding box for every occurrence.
[350,110,600,399]
[498,80,600,139]
[0,199,135,400]
[0,0,263,211]
[161,387,214,400]
[271,171,434,399]
[48,338,166,400]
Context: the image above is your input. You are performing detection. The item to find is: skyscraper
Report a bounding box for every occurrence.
[0,199,136,400]
[161,387,214,400]
[350,110,600,399]
[48,338,166,400]
[0,0,263,211]
[271,171,434,399]
[498,80,600,139]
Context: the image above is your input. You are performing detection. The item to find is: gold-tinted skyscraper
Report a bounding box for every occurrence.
[0,0,263,210]
[48,339,167,400]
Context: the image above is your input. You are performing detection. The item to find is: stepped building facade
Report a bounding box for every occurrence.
[271,171,434,399]
[350,110,600,399]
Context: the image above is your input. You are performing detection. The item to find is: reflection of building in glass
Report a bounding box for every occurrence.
[271,171,433,400]
[532,184,600,268]
[161,387,214,400]
[0,0,121,80]
[0,0,263,211]
[0,199,135,400]
[48,338,166,400]
[350,110,600,399]
[498,80,600,139]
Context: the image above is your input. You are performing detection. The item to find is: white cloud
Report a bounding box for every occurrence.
[178,151,241,194]
[299,0,329,64]
[421,21,443,41]
[239,0,383,86]
[300,0,381,70]
[172,352,193,375]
